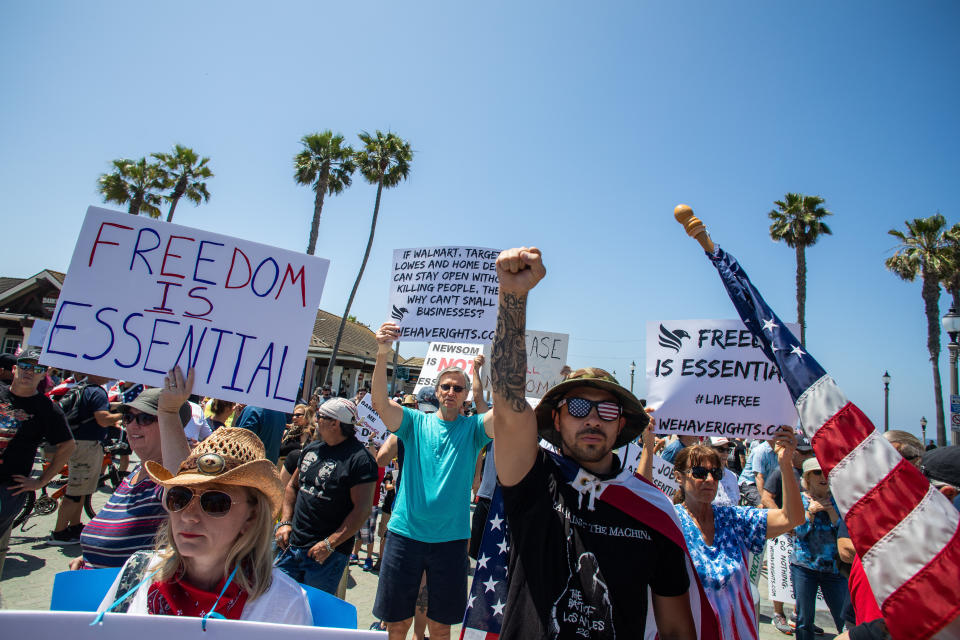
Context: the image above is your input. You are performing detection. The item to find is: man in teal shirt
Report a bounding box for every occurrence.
[371,322,495,640]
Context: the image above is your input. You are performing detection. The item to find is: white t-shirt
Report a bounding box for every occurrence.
[183,402,213,443]
[713,467,741,507]
[98,552,312,625]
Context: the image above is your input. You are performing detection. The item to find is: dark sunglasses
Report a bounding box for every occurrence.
[16,361,46,373]
[164,486,236,517]
[688,466,723,481]
[808,469,823,477]
[122,411,158,426]
[559,397,621,421]
[439,383,465,393]
[292,413,305,418]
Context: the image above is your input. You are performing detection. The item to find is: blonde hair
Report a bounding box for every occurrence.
[153,487,275,600]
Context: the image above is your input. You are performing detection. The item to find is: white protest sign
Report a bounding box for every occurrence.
[765,534,828,610]
[0,611,382,639]
[413,342,484,399]
[39,207,329,412]
[616,444,678,498]
[355,394,388,446]
[516,330,568,399]
[645,319,799,440]
[26,319,50,347]
[389,246,499,344]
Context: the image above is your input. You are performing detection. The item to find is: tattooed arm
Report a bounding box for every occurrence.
[491,247,546,487]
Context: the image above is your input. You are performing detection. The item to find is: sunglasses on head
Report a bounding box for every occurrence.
[687,466,723,481]
[122,411,158,426]
[164,486,237,517]
[559,397,622,421]
[439,383,465,393]
[16,361,46,373]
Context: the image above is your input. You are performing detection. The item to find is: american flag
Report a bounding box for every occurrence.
[460,450,722,640]
[707,245,960,640]
[460,489,509,640]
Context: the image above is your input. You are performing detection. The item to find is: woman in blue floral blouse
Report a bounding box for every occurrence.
[790,457,849,640]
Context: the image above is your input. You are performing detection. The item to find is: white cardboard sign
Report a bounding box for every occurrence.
[39,207,330,412]
[355,395,388,447]
[389,246,500,344]
[618,444,678,498]
[645,319,799,439]
[0,611,382,639]
[413,342,484,399]
[513,330,569,399]
[766,534,828,610]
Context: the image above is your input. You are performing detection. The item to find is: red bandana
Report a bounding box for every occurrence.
[147,574,248,619]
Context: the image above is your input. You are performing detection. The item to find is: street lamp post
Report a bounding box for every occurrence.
[882,371,891,432]
[921,416,927,448]
[941,305,960,446]
[630,361,636,393]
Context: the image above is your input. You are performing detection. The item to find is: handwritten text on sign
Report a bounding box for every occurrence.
[645,319,799,439]
[355,395,388,447]
[618,444,679,498]
[40,207,329,412]
[765,534,828,610]
[389,246,499,343]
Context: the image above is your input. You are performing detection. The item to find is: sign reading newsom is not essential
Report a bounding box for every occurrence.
[389,246,499,344]
[646,319,799,439]
[40,207,330,412]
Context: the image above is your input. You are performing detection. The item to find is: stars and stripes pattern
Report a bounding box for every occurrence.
[707,245,960,640]
[461,489,509,640]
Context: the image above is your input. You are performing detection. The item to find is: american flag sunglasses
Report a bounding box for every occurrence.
[559,397,622,421]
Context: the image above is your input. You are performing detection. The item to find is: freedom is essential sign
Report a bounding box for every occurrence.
[40,207,330,412]
[645,319,799,439]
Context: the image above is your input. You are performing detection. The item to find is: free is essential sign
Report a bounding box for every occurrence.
[645,319,799,439]
[40,207,330,412]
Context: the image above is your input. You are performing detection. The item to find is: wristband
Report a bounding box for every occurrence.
[322,538,334,553]
[276,521,293,529]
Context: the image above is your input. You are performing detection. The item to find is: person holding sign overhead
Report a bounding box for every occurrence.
[668,432,805,640]
[370,321,495,640]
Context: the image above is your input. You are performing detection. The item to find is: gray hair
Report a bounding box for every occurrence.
[435,366,471,394]
[884,430,924,460]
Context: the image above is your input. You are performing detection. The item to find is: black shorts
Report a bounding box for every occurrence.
[372,531,468,624]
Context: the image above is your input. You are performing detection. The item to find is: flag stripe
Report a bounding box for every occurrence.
[881,526,960,640]
[795,375,848,433]
[810,403,875,474]
[826,431,902,515]
[861,486,960,602]
[843,459,931,553]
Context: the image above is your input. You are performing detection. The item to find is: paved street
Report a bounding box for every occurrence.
[1,484,840,638]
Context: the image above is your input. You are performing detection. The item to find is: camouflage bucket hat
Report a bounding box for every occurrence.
[535,367,648,449]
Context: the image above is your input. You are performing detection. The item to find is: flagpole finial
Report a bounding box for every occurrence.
[674,204,715,253]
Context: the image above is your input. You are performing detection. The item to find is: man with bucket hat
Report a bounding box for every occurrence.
[489,247,720,640]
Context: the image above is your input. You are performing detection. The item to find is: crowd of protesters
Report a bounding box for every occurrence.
[1,248,960,638]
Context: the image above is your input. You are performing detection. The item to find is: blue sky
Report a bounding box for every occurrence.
[2,2,959,443]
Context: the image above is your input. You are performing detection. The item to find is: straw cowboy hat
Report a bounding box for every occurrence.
[145,427,284,517]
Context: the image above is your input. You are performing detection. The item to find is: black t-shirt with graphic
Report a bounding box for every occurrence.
[501,449,689,640]
[0,384,72,483]
[290,437,378,554]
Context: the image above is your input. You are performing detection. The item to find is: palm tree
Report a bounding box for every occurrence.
[768,193,833,346]
[97,157,164,217]
[324,131,413,387]
[294,132,356,255]
[938,222,960,312]
[886,214,951,446]
[152,145,213,222]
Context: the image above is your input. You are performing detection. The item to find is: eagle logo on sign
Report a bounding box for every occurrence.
[391,305,409,321]
[658,324,690,353]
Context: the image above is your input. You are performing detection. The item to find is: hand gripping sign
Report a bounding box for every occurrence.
[40,207,330,412]
[389,246,500,344]
[645,319,799,440]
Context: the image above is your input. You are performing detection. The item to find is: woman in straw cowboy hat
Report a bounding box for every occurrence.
[96,368,311,625]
